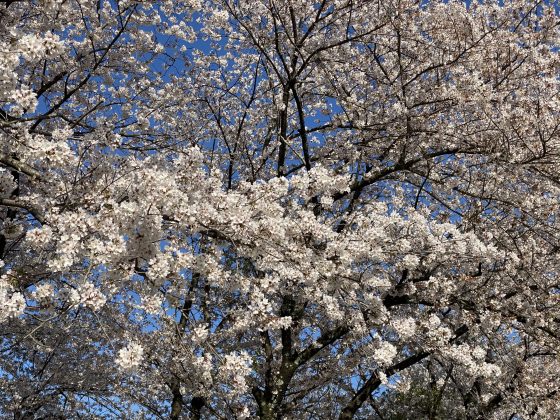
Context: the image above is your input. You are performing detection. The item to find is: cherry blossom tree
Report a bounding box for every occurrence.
[1,0,560,418]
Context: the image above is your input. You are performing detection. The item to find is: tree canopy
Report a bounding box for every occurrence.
[1,0,560,418]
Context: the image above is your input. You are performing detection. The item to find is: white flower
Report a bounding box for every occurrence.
[427,314,441,328]
[378,371,388,385]
[401,254,420,269]
[0,290,25,321]
[26,226,53,246]
[391,317,417,339]
[374,341,397,366]
[480,363,502,378]
[193,325,209,343]
[221,352,252,395]
[116,343,144,369]
[472,347,486,361]
[77,282,106,310]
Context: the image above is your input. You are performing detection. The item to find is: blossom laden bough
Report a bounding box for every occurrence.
[1,0,560,419]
